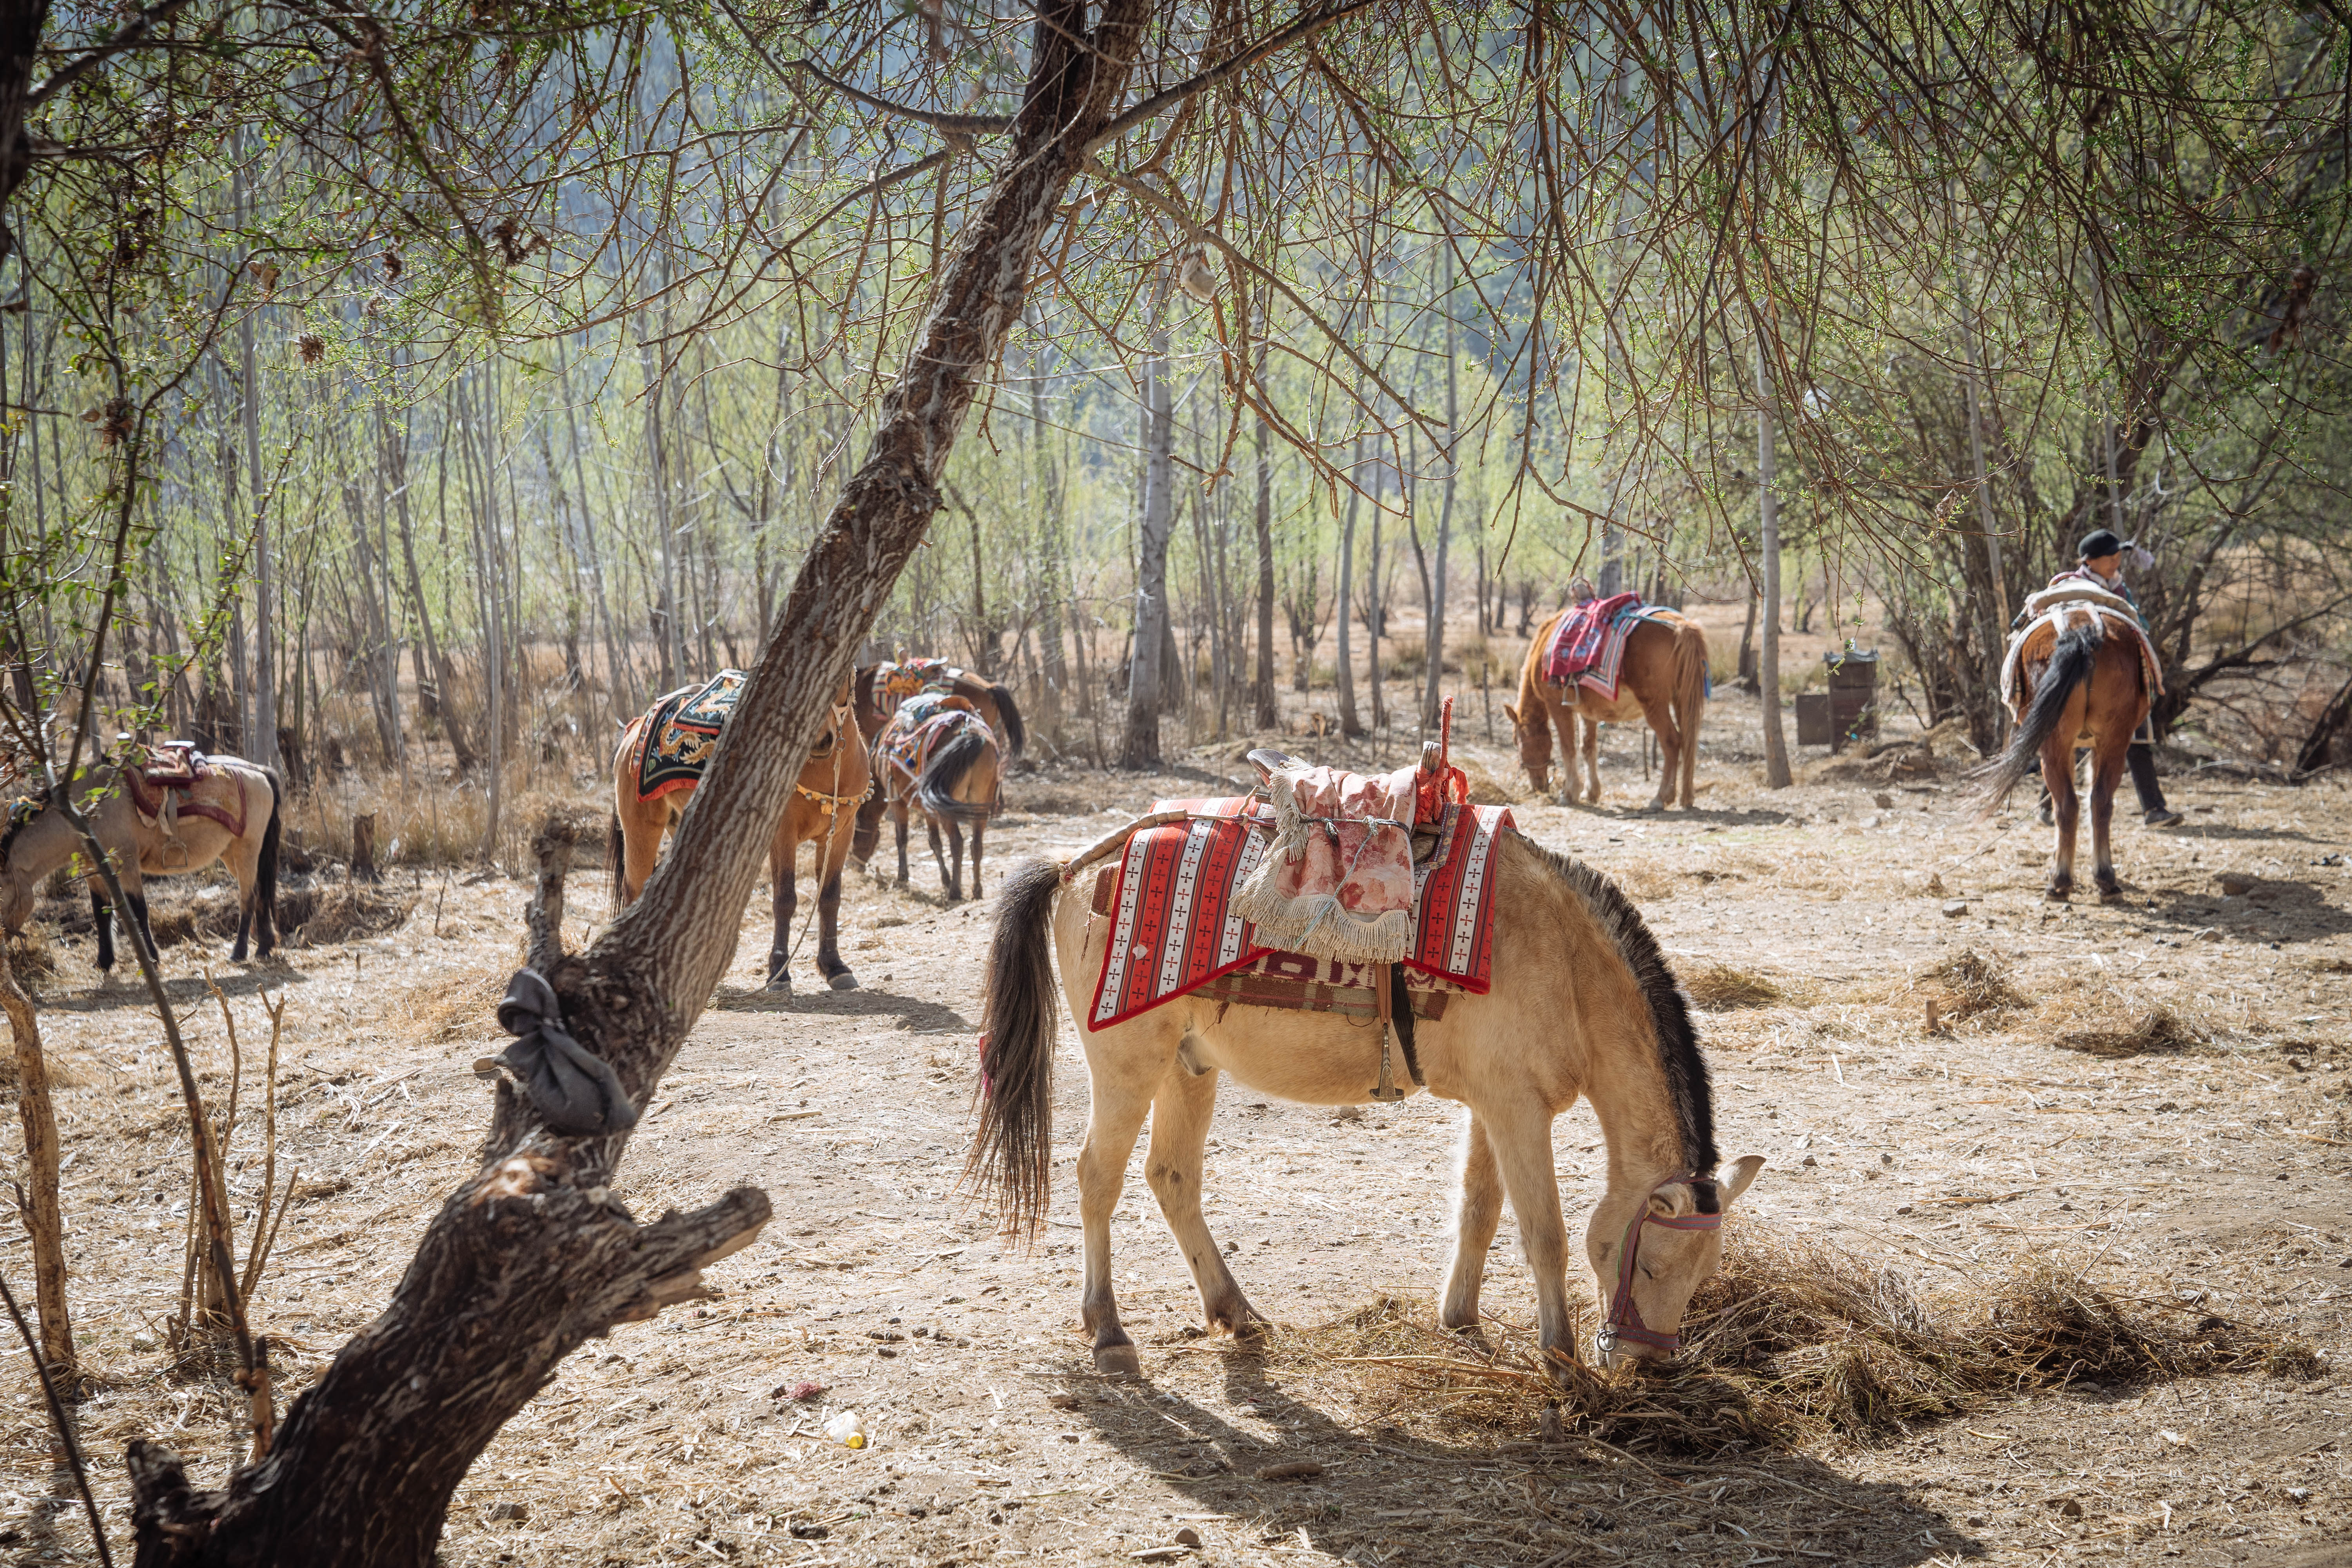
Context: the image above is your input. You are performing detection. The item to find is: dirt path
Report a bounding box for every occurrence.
[2,714,2347,1567]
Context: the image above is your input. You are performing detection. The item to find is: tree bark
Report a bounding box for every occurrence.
[1121,279,1175,768]
[1757,341,1792,789]
[0,938,70,1375]
[1252,398,1277,728]
[1421,279,1457,731]
[1334,440,1363,736]
[125,5,1153,1557]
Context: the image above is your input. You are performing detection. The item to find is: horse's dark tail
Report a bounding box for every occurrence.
[917,726,996,827]
[1972,617,2103,815]
[608,813,626,916]
[255,767,283,954]
[966,857,1062,1238]
[989,682,1026,758]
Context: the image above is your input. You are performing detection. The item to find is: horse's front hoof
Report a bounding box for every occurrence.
[764,973,793,996]
[1092,1343,1142,1377]
[828,971,859,991]
[2096,878,2124,903]
[2045,884,2072,903]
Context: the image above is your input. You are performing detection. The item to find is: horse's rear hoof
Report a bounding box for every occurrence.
[828,972,859,991]
[765,973,793,996]
[2045,885,2072,903]
[1092,1343,1142,1377]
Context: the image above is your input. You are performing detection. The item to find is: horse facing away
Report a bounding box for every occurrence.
[971,831,1764,1377]
[861,705,1002,902]
[1506,608,1710,809]
[610,679,870,993]
[853,660,1025,757]
[1973,609,2151,902]
[1,754,282,969]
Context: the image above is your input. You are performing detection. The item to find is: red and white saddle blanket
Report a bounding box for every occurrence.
[1087,795,1515,1030]
[122,746,249,837]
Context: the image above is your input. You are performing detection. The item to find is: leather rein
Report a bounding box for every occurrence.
[1596,1172,1722,1358]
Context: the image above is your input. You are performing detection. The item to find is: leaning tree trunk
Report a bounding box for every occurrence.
[125,4,1152,1561]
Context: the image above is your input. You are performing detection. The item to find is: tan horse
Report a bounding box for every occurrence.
[1973,610,2151,902]
[864,703,1002,902]
[1,755,281,969]
[971,831,1764,1377]
[610,680,870,993]
[1505,608,1710,809]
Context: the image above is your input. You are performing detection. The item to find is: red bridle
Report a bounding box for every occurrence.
[1597,1172,1722,1359]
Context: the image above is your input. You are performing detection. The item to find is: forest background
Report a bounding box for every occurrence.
[4,0,2348,866]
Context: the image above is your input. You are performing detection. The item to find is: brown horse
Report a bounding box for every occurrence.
[971,833,1764,1376]
[1,753,281,969]
[1506,608,1710,809]
[862,701,1002,902]
[1974,608,2151,902]
[852,659,1025,755]
[610,679,870,993]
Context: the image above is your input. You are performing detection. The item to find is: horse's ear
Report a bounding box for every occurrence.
[1502,703,1520,725]
[1719,1154,1766,1205]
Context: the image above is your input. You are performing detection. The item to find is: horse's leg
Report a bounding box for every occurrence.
[969,819,984,900]
[927,817,952,900]
[766,836,797,994]
[944,820,965,904]
[1076,1047,1159,1376]
[224,830,262,962]
[1438,1112,1505,1336]
[893,806,910,887]
[2088,739,2127,901]
[1637,690,1678,811]
[2041,730,2078,900]
[1581,714,1602,804]
[815,820,857,991]
[88,881,115,973]
[1144,1057,1260,1338]
[1481,1101,1578,1370]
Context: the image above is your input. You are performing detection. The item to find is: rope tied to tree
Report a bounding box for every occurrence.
[491,969,639,1136]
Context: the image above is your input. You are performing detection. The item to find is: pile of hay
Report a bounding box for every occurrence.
[2054,1006,2207,1058]
[1277,1224,2275,1456]
[1917,947,2027,1021]
[1682,960,1784,1011]
[148,880,417,949]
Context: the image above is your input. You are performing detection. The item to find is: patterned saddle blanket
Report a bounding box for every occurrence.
[1542,594,1676,701]
[1089,795,1515,1031]
[875,657,962,713]
[634,670,748,802]
[877,694,982,785]
[122,746,249,838]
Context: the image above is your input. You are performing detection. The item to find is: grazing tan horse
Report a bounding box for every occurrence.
[971,832,1764,1376]
[1974,609,2152,902]
[1506,608,1710,809]
[610,679,870,993]
[1,753,281,969]
[863,701,1002,902]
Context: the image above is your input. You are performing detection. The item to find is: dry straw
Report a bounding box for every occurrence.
[1274,1224,2290,1456]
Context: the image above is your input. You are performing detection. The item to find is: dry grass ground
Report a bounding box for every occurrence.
[0,692,2347,1568]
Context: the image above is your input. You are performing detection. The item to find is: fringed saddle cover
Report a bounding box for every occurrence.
[633,670,748,802]
[122,750,248,838]
[1088,796,1514,1031]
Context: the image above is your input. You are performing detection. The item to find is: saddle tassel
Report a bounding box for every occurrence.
[1368,961,1407,1103]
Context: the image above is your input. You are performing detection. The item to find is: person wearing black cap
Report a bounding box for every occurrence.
[2027,530,2183,827]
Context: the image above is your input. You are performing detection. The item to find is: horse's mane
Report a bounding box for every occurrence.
[1516,833,1719,1188]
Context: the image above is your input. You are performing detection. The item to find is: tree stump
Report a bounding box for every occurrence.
[352,814,379,882]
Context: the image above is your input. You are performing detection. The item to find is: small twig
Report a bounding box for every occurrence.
[0,1269,114,1568]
